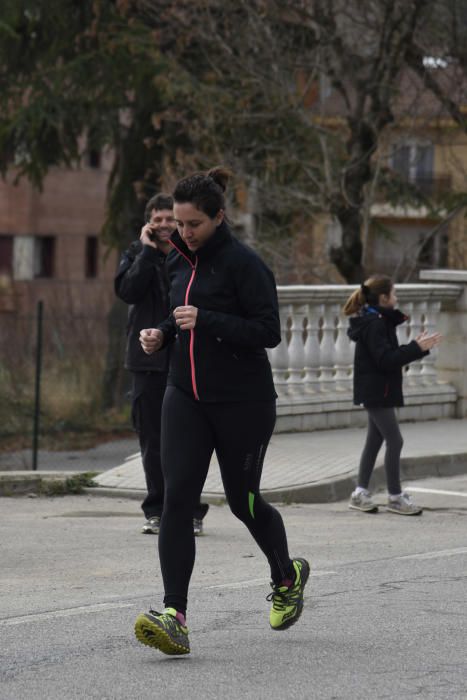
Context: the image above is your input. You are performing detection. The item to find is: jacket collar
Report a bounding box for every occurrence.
[364,305,407,327]
[169,220,231,263]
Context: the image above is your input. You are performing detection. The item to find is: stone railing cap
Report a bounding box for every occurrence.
[277,283,462,304]
[420,269,467,284]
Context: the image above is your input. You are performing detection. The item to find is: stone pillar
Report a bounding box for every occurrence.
[419,270,467,417]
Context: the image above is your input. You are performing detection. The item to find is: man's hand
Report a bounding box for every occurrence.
[140,223,158,248]
[173,306,198,330]
[140,328,164,354]
[415,331,442,352]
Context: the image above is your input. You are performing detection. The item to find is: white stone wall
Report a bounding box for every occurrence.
[272,282,462,432]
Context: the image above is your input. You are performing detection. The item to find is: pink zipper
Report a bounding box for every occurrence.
[170,240,200,401]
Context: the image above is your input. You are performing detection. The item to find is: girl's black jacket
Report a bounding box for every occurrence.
[158,221,281,403]
[348,306,427,408]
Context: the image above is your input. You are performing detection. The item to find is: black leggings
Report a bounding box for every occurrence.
[159,386,294,614]
[358,407,403,496]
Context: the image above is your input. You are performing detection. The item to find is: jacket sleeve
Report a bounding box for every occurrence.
[364,320,426,372]
[156,314,178,348]
[196,255,281,349]
[114,243,160,304]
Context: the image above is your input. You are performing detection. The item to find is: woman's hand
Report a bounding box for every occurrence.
[140,328,164,354]
[415,331,442,352]
[173,305,198,330]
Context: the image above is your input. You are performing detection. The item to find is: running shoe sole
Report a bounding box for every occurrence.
[271,558,310,632]
[349,503,379,513]
[134,613,190,655]
[386,505,423,516]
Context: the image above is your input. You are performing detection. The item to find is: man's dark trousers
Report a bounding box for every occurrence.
[131,371,209,521]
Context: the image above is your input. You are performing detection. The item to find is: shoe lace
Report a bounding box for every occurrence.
[149,609,182,634]
[266,581,300,612]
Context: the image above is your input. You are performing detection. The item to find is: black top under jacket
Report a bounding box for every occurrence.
[114,240,170,373]
[348,305,427,408]
[158,221,281,402]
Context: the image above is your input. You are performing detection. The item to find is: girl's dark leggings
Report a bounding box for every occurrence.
[358,407,403,495]
[159,385,294,615]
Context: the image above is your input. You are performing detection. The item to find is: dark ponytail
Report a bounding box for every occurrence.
[173,166,232,218]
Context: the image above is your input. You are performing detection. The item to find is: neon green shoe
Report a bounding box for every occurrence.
[134,608,190,655]
[267,558,310,631]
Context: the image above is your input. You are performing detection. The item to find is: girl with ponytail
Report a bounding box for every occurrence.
[135,167,309,655]
[343,274,441,515]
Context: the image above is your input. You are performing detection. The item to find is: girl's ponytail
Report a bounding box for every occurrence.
[342,274,393,316]
[343,287,367,316]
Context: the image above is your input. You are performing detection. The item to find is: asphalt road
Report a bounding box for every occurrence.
[1,475,466,700]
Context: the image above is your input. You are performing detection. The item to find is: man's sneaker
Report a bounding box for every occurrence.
[193,518,204,536]
[386,492,423,516]
[141,516,161,535]
[267,557,310,631]
[134,608,190,655]
[349,489,378,513]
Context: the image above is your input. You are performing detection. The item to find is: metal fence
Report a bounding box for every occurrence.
[0,301,135,472]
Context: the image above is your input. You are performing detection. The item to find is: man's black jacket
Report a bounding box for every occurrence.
[158,221,281,402]
[114,240,170,373]
[348,306,427,408]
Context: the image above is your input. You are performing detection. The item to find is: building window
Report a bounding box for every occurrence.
[85,236,98,278]
[88,149,101,169]
[0,235,13,275]
[12,236,55,280]
[34,236,55,278]
[391,141,434,192]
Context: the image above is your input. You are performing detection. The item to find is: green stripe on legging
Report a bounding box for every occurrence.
[248,491,255,519]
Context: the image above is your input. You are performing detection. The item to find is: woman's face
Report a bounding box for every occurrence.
[379,286,397,308]
[174,202,224,252]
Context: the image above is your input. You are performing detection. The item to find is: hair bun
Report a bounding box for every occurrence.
[206,166,232,192]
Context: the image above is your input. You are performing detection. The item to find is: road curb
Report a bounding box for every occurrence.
[3,451,467,502]
[0,471,96,497]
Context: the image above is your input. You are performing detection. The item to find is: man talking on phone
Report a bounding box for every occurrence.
[115,193,209,535]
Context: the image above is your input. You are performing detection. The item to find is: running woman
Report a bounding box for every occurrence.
[343,274,441,516]
[134,167,309,655]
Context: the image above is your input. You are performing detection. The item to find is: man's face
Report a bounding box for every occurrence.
[148,208,175,245]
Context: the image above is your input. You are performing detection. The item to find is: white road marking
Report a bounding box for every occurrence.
[0,601,134,627]
[396,547,467,561]
[406,486,467,498]
[206,570,336,590]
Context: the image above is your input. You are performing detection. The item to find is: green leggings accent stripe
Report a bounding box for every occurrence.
[248,491,255,519]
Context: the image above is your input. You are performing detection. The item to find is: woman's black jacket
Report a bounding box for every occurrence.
[348,306,427,408]
[158,222,281,403]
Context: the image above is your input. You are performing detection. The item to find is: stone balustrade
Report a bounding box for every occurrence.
[271,283,463,432]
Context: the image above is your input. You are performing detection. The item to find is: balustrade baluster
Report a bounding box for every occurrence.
[319,303,337,391]
[335,311,353,391]
[269,307,290,397]
[287,303,307,395]
[304,303,323,393]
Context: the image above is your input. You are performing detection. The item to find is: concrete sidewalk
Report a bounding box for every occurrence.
[2,418,467,501]
[93,417,467,503]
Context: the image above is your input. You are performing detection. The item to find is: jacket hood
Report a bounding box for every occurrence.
[347,306,407,342]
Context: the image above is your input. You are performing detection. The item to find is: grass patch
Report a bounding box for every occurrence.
[38,472,99,496]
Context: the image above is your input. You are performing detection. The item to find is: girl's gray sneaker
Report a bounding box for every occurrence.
[349,489,378,513]
[386,492,423,516]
